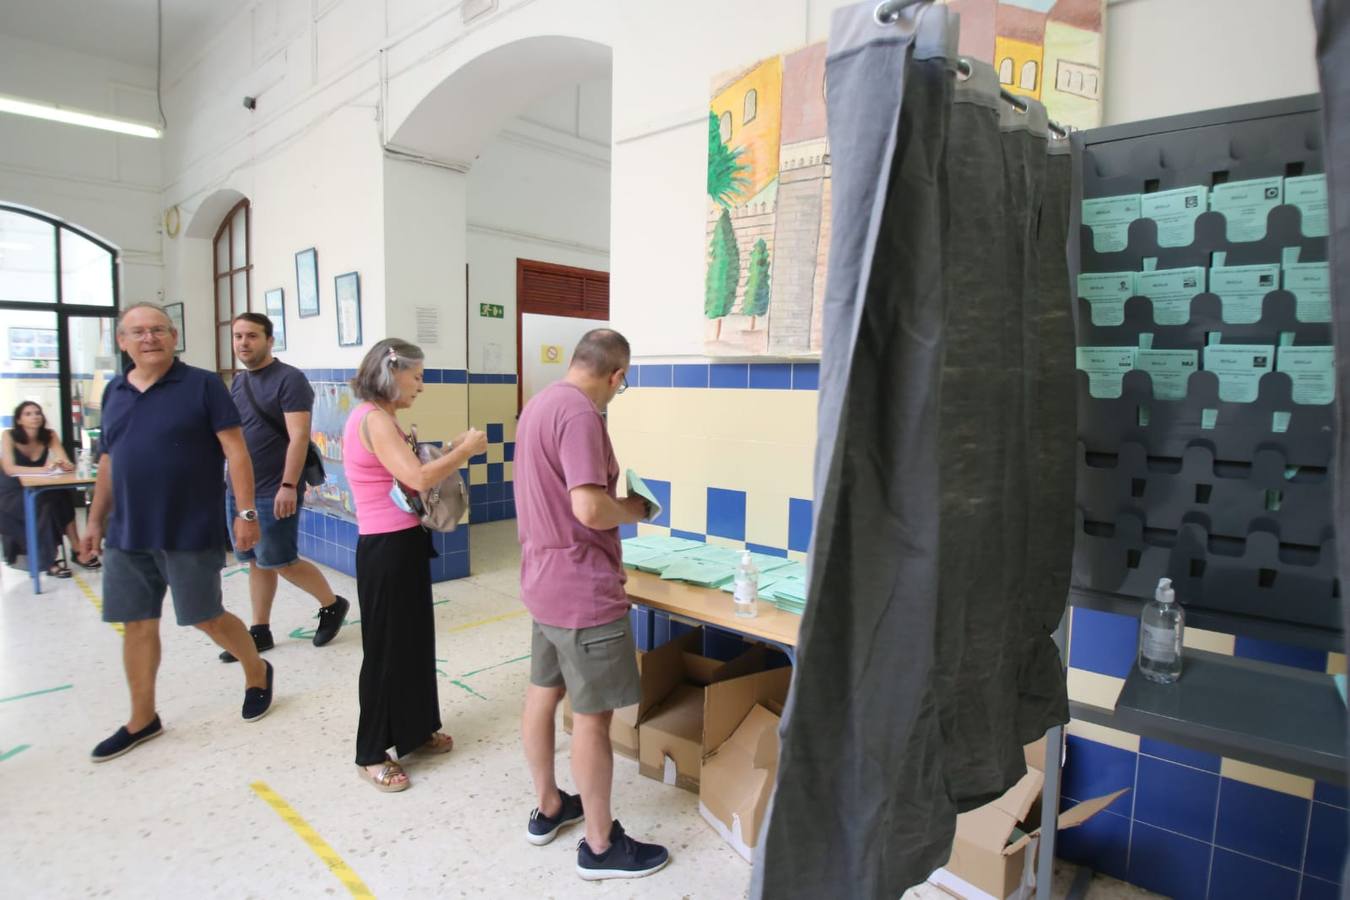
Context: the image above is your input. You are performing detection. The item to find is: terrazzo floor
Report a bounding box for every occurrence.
[0,520,1161,899]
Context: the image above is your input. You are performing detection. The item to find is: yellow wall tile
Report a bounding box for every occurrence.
[469,465,487,486]
[669,478,708,535]
[1067,718,1141,752]
[1328,653,1346,676]
[706,535,741,549]
[1220,759,1314,799]
[468,384,517,432]
[1066,668,1124,711]
[1183,627,1236,655]
[636,523,669,538]
[789,550,808,563]
[488,443,504,464]
[504,461,513,481]
[745,487,789,549]
[397,383,467,445]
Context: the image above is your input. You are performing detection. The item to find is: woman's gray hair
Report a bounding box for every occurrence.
[350,338,425,403]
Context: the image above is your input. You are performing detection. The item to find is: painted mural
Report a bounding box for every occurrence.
[308,379,358,522]
[703,1,1103,357]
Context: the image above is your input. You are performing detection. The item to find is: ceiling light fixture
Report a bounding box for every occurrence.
[0,93,162,139]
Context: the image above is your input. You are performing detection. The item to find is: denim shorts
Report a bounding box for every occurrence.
[225,492,301,569]
[101,546,226,627]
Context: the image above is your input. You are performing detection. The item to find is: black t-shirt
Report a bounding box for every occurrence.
[229,359,314,497]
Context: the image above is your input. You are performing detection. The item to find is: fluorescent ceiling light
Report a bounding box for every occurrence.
[0,93,162,139]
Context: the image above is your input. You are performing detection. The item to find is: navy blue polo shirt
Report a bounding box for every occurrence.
[100,360,241,551]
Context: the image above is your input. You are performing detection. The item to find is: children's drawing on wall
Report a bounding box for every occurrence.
[945,0,1105,131]
[702,3,1102,356]
[308,380,357,522]
[705,43,828,357]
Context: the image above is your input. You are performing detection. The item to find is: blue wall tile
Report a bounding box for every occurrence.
[1215,779,1310,869]
[792,362,819,390]
[1127,822,1211,900]
[746,542,788,558]
[504,442,515,462]
[749,363,792,390]
[643,364,673,387]
[1062,735,1136,817]
[670,529,706,543]
[486,423,503,443]
[1209,849,1299,900]
[1056,806,1130,881]
[1301,877,1342,900]
[710,363,749,389]
[1233,636,1328,672]
[469,453,487,465]
[627,364,643,386]
[487,483,503,502]
[471,484,488,503]
[1140,737,1221,773]
[424,368,443,384]
[487,462,504,483]
[504,482,515,501]
[1315,783,1350,809]
[788,497,813,553]
[1068,607,1139,678]
[444,369,467,384]
[1305,801,1349,883]
[1134,755,1219,841]
[640,478,671,528]
[619,523,637,539]
[706,487,747,541]
[673,364,708,388]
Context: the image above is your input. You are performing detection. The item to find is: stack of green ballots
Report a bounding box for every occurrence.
[659,557,737,588]
[620,535,703,574]
[768,576,808,614]
[717,560,809,613]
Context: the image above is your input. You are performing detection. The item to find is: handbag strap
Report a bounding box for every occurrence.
[240,373,291,442]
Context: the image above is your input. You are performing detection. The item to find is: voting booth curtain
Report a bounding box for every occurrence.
[753,3,1074,898]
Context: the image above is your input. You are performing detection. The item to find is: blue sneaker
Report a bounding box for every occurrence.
[576,820,669,881]
[91,716,163,763]
[527,790,584,846]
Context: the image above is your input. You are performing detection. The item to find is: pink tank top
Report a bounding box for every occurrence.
[342,402,421,535]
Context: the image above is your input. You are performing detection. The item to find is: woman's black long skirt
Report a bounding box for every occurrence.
[354,525,441,766]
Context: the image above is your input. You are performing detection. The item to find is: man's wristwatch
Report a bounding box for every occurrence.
[237,508,259,522]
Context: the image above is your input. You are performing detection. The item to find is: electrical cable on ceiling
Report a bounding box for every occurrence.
[156,0,168,130]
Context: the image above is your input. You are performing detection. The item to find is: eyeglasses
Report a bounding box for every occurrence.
[123,326,172,339]
[617,374,629,395]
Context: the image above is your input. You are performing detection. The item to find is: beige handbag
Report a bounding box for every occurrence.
[406,426,468,532]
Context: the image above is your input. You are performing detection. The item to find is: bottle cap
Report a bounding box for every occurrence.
[1156,577,1175,604]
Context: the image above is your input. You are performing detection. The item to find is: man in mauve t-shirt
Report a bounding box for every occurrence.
[514,329,669,881]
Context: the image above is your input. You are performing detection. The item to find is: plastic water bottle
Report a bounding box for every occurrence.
[76,449,91,478]
[733,551,759,618]
[1138,577,1184,684]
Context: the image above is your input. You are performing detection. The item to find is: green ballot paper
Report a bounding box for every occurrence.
[1135,349,1198,400]
[1141,185,1207,248]
[1082,195,1141,253]
[1076,347,1137,399]
[1285,174,1329,238]
[1284,261,1331,323]
[625,469,663,522]
[1203,344,1274,402]
[1276,345,1335,405]
[1135,266,1205,325]
[1077,271,1136,325]
[1209,177,1283,243]
[1210,264,1279,324]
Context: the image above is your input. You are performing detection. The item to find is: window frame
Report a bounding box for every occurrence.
[212,198,251,376]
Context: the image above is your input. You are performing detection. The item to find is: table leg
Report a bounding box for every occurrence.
[24,488,41,594]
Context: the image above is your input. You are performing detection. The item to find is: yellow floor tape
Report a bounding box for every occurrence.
[443,608,527,635]
[251,781,374,898]
[72,573,123,635]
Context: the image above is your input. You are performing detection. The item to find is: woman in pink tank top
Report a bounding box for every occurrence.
[342,338,486,792]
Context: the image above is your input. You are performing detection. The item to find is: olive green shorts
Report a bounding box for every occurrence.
[531,616,640,714]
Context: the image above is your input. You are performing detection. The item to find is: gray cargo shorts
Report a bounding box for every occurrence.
[531,616,640,714]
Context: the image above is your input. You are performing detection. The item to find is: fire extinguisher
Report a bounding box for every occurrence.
[70,382,83,430]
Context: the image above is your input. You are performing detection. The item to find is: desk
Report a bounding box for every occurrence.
[19,473,95,594]
[625,570,801,664]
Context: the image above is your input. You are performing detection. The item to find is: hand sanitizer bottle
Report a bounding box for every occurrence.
[1138,577,1184,684]
[733,550,759,618]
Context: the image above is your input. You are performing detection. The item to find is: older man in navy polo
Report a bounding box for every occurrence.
[83,302,277,762]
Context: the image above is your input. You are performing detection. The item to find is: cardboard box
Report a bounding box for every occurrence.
[637,628,766,792]
[931,739,1128,900]
[697,666,792,861]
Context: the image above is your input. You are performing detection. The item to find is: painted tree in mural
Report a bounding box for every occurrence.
[741,238,771,330]
[706,111,748,340]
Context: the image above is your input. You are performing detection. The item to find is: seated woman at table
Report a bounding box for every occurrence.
[0,401,100,578]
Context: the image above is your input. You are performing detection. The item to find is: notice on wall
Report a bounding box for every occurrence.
[416,306,440,345]
[541,344,565,365]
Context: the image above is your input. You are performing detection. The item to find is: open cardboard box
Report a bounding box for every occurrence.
[698,665,792,862]
[930,739,1129,900]
[561,659,643,760]
[637,628,767,792]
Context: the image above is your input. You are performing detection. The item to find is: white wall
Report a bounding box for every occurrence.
[1102,0,1319,126]
[0,33,164,308]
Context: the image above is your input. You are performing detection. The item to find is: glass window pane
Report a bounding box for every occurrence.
[218,325,232,372]
[0,308,62,443]
[0,210,57,303]
[215,231,229,274]
[69,315,119,452]
[232,271,248,317]
[230,207,247,270]
[60,229,114,307]
[216,276,231,323]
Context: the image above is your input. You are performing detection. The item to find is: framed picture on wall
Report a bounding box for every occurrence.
[164,302,186,353]
[264,288,286,351]
[335,271,362,347]
[295,248,319,318]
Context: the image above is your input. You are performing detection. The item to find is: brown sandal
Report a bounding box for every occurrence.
[418,732,454,755]
[356,758,410,793]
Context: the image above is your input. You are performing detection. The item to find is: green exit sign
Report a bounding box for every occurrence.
[479,303,504,319]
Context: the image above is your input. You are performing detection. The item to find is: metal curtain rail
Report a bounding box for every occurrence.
[873,0,1072,139]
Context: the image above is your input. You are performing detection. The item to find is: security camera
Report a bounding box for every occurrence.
[243,96,257,110]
